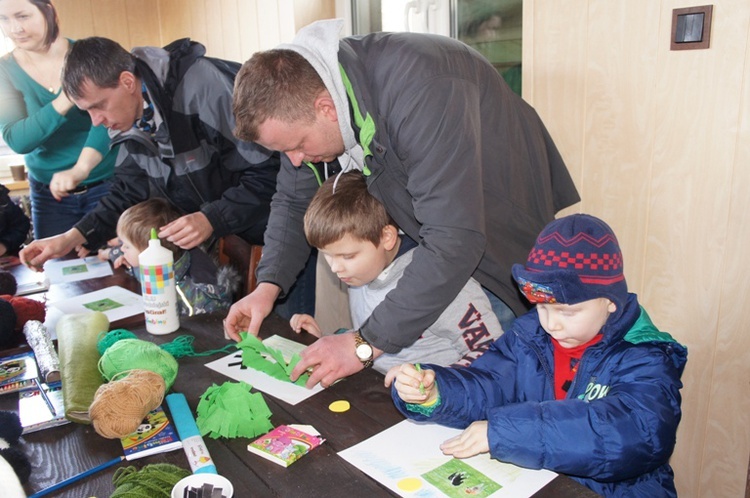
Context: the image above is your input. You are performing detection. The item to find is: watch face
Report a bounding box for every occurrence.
[356,343,373,360]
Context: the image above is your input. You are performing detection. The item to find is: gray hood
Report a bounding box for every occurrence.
[278,19,364,172]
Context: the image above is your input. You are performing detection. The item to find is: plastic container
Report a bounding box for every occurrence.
[138,228,179,334]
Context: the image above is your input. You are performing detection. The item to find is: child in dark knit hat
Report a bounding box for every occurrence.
[387,214,688,498]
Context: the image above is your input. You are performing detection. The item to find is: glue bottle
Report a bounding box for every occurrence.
[138,228,179,334]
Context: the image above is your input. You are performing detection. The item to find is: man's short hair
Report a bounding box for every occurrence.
[117,198,183,257]
[233,49,325,142]
[304,171,395,249]
[62,37,136,100]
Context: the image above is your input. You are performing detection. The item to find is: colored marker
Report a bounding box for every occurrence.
[415,363,425,395]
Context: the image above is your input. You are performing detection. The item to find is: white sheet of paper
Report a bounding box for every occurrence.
[339,419,558,498]
[44,256,113,284]
[49,285,143,328]
[204,335,323,405]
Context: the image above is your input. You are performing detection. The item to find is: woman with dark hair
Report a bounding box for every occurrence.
[0,0,116,238]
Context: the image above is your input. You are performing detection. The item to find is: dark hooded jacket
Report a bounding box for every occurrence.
[257,31,579,352]
[75,40,279,249]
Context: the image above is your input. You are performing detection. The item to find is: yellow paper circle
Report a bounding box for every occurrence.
[328,400,351,413]
[397,477,423,492]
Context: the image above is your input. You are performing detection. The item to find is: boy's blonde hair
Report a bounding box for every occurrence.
[117,198,183,257]
[304,172,395,248]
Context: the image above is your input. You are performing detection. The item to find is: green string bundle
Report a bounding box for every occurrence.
[159,335,236,359]
[97,330,236,359]
[110,463,190,497]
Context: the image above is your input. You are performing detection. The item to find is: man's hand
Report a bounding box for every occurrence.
[384,363,438,405]
[19,229,85,271]
[290,333,367,389]
[49,169,86,201]
[289,314,322,337]
[439,421,490,459]
[159,212,213,249]
[223,282,280,341]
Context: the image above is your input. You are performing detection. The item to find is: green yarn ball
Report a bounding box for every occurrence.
[99,338,179,390]
[97,328,138,355]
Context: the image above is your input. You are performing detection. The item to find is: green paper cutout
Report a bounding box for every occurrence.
[196,381,273,439]
[237,333,310,386]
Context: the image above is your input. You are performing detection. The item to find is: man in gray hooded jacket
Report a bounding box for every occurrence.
[20,37,279,268]
[226,19,580,388]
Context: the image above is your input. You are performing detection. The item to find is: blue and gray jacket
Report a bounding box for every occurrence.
[75,39,279,249]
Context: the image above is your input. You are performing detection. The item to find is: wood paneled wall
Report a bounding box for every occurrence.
[524,1,750,496]
[54,0,300,60]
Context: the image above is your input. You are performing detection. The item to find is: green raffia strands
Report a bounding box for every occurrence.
[111,463,190,497]
[237,333,309,386]
[195,381,273,439]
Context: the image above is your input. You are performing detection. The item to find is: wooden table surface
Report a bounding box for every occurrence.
[0,257,598,498]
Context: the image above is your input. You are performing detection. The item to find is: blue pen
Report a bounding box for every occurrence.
[29,456,125,498]
[166,392,217,474]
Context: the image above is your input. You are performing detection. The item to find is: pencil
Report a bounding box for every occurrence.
[29,455,125,498]
[33,378,56,416]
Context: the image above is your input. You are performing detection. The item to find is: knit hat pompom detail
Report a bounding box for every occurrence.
[512,214,628,311]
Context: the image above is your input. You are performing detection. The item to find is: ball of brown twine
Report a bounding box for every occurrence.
[89,369,166,439]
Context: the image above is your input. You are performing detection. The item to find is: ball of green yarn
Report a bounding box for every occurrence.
[97,328,138,355]
[111,463,190,498]
[99,338,179,390]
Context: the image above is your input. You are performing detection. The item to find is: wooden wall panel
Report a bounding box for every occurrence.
[88,0,133,48]
[580,1,660,295]
[219,0,242,62]
[157,0,194,49]
[523,1,587,215]
[54,0,95,40]
[236,0,262,60]
[294,0,335,31]
[647,2,746,494]
[525,1,750,496]
[123,0,161,48]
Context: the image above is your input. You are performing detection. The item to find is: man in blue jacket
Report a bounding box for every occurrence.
[226,19,580,388]
[388,214,687,497]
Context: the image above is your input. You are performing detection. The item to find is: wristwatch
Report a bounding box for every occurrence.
[353,330,374,369]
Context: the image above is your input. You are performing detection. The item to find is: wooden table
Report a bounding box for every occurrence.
[1,258,598,498]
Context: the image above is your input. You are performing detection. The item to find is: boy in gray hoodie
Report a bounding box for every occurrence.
[290,172,503,374]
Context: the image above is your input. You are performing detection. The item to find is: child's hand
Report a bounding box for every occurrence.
[97,247,111,262]
[289,313,322,337]
[440,421,489,459]
[384,363,437,405]
[111,254,128,269]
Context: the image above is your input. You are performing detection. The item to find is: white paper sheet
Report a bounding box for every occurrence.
[49,285,143,328]
[339,419,558,498]
[204,335,323,405]
[44,256,113,284]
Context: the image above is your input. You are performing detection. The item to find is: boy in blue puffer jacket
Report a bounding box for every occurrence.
[387,214,687,497]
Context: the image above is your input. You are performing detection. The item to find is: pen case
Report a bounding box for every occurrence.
[57,312,109,424]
